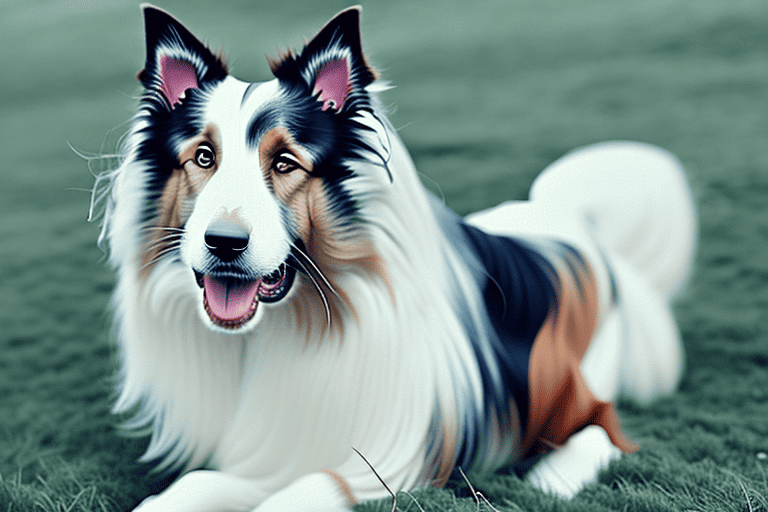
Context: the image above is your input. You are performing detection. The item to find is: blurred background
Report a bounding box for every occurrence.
[3,0,768,510]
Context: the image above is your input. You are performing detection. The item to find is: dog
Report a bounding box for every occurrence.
[93,4,696,511]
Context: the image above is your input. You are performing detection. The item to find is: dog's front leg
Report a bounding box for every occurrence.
[133,470,267,512]
[252,471,355,512]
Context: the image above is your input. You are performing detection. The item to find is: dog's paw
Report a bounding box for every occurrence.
[524,425,621,498]
[131,494,158,512]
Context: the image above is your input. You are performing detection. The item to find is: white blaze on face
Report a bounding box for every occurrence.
[180,78,291,273]
[177,77,295,331]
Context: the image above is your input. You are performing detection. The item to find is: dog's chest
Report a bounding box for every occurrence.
[205,322,436,483]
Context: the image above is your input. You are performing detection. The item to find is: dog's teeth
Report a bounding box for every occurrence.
[262,265,284,286]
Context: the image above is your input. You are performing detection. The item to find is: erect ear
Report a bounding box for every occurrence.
[138,4,228,109]
[269,6,377,113]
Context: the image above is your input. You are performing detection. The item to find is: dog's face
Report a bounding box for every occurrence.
[130,6,386,333]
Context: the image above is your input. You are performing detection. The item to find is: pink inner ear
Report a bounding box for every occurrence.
[159,55,199,108]
[313,58,351,112]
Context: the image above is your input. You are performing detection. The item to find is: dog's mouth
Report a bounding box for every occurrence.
[194,263,296,330]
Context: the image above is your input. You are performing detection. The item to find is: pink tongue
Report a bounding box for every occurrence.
[203,275,260,321]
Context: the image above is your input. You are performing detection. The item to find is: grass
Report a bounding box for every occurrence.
[3,0,768,510]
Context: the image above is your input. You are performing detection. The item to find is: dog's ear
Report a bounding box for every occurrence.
[138,4,228,109]
[269,6,377,114]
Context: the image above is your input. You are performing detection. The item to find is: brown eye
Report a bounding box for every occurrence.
[271,151,302,174]
[195,143,215,169]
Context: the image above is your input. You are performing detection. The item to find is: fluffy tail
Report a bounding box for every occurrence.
[531,141,697,403]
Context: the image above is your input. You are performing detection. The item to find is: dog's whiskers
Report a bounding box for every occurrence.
[141,244,181,270]
[291,245,342,301]
[143,226,186,233]
[291,256,332,327]
[290,244,343,327]
[143,235,183,256]
[142,227,185,255]
[147,233,183,246]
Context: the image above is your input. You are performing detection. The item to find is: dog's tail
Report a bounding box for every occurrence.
[531,141,696,403]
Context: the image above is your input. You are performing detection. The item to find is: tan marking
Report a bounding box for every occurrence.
[523,254,638,456]
[431,425,457,488]
[319,469,357,506]
[255,126,392,340]
[298,179,393,337]
[140,124,220,279]
[258,127,314,185]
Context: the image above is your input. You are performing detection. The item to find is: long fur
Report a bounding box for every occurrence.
[94,5,696,511]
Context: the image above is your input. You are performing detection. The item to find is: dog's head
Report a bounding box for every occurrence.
[116,5,391,333]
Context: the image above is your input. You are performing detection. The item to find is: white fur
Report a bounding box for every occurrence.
[182,78,291,276]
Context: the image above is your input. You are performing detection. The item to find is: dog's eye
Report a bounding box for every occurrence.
[195,143,215,169]
[272,152,302,174]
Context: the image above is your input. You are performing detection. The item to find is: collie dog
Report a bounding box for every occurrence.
[94,5,696,511]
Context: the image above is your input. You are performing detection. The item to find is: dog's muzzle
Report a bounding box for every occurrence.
[194,222,296,330]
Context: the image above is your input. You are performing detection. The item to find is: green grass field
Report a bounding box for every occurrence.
[3,0,768,510]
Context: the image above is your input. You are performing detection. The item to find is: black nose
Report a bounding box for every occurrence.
[204,221,249,262]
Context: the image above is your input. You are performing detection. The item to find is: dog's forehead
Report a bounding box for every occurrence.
[198,77,283,149]
[200,77,276,124]
[240,78,282,112]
